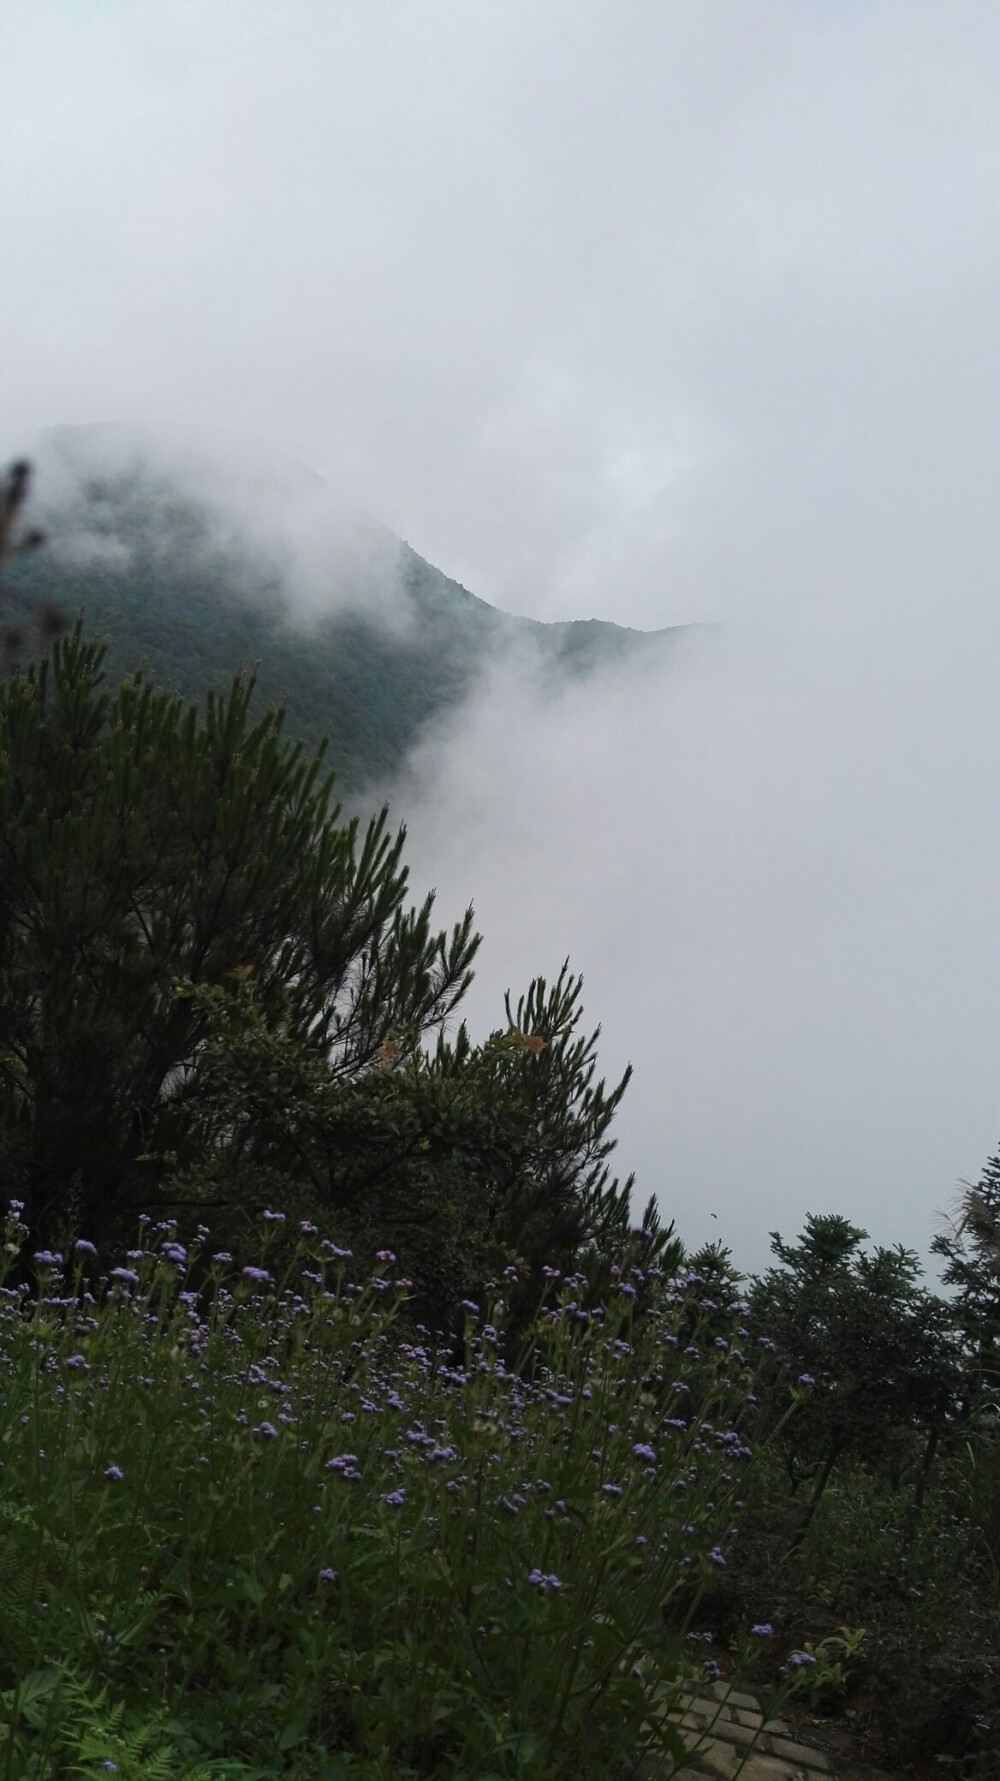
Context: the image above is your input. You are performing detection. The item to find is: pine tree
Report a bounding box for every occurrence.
[161,955,665,1320]
[0,624,477,1255]
[933,1150,1000,1411]
[750,1214,961,1540]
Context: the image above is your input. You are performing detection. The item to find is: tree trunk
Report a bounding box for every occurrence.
[903,1423,940,1550]
[788,1440,841,1556]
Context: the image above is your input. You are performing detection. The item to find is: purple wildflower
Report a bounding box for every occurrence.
[109,1267,139,1287]
[798,1373,815,1387]
[74,1239,97,1257]
[788,1651,817,1666]
[33,1251,63,1269]
[261,1210,286,1223]
[751,1624,773,1637]
[633,1442,656,1463]
[103,1464,123,1481]
[242,1266,270,1283]
[708,1547,726,1566]
[382,1489,405,1507]
[318,1568,337,1582]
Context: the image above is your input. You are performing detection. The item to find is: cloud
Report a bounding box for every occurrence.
[27,424,410,633]
[399,601,1000,1272]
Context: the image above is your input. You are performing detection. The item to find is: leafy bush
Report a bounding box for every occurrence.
[727,1450,1000,1773]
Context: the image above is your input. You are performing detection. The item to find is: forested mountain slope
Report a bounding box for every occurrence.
[4,427,684,793]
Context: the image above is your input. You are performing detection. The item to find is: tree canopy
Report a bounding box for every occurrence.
[748,1213,962,1540]
[0,626,474,1256]
[932,1150,1000,1412]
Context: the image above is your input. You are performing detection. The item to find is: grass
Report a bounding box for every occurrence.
[0,1202,797,1780]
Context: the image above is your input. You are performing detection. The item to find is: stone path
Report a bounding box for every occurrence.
[636,1679,894,1781]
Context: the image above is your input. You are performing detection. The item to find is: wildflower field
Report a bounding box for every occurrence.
[0,1201,796,1780]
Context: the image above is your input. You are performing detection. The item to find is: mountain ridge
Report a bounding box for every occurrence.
[4,427,686,796]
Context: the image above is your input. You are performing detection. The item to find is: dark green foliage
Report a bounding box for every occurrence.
[933,1149,1000,1412]
[723,1213,997,1775]
[749,1214,961,1519]
[157,958,658,1325]
[0,625,477,1264]
[730,1450,1000,1772]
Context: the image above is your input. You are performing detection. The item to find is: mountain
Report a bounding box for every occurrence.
[3,426,684,797]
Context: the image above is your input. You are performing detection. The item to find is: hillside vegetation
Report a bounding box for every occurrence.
[2,429,681,794]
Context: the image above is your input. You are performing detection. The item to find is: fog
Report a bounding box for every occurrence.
[4,2,1000,1268]
[30,423,411,633]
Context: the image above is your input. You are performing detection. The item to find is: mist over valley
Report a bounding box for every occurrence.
[8,417,1000,1273]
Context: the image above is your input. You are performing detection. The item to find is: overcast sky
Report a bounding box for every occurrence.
[4,1,1000,1270]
